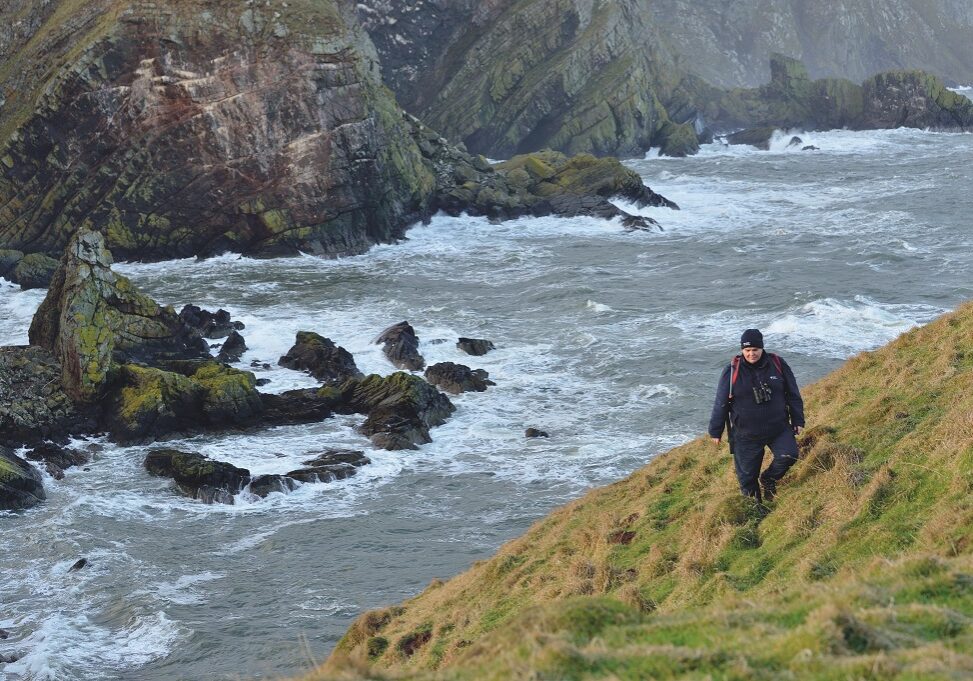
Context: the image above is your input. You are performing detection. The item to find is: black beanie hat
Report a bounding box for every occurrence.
[741,328,764,349]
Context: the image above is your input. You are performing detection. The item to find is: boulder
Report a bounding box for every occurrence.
[0,346,96,448]
[28,229,210,403]
[0,447,46,510]
[424,362,495,394]
[287,450,371,482]
[258,388,341,427]
[247,474,299,498]
[339,373,455,450]
[144,449,250,504]
[375,322,425,371]
[526,428,550,438]
[726,127,776,150]
[278,331,363,383]
[0,250,24,279]
[24,443,90,480]
[217,330,247,363]
[179,305,245,339]
[456,338,495,356]
[11,253,58,290]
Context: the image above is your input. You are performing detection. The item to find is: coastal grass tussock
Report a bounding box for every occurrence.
[308,301,973,680]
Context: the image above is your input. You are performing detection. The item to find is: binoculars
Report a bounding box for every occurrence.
[753,382,772,404]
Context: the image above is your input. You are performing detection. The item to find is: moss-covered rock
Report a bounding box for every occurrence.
[104,364,206,443]
[189,363,263,426]
[0,446,46,510]
[28,229,209,403]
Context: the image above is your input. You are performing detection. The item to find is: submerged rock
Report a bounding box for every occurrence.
[0,447,46,510]
[68,558,88,572]
[287,450,371,483]
[424,362,495,394]
[145,449,250,505]
[24,443,90,480]
[247,474,299,498]
[278,332,363,383]
[376,322,425,371]
[525,428,550,438]
[457,338,495,356]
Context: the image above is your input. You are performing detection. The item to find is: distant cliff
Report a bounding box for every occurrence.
[356,0,973,157]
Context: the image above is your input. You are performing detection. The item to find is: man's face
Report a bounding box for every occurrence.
[742,347,763,364]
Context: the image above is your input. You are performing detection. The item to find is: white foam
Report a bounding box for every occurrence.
[4,611,183,680]
[585,300,614,313]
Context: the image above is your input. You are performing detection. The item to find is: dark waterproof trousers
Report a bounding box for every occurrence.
[731,427,799,501]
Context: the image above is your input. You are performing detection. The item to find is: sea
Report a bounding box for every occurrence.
[2,119,972,679]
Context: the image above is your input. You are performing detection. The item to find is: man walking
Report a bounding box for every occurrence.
[708,329,805,502]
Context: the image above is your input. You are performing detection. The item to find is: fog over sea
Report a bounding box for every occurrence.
[2,123,973,679]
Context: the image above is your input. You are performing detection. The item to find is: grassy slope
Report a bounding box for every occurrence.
[308,300,973,680]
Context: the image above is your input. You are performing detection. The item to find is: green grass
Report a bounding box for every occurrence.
[303,301,973,680]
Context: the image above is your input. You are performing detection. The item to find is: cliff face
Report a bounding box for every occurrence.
[355,0,698,159]
[356,0,973,158]
[0,0,436,261]
[647,0,973,88]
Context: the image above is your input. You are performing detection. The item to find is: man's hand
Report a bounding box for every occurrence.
[711,437,721,445]
[793,425,803,436]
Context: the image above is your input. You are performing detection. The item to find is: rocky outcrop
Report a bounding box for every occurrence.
[339,373,455,450]
[287,450,371,483]
[278,332,363,384]
[709,55,973,142]
[424,362,495,394]
[375,322,425,371]
[0,346,96,448]
[28,229,210,403]
[10,253,58,290]
[0,447,46,510]
[216,331,247,363]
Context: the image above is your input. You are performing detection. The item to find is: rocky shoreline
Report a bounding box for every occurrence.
[0,229,501,510]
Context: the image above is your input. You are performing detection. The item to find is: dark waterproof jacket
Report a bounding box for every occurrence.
[708,352,805,442]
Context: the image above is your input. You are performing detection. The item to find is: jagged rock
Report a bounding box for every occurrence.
[376,322,425,371]
[217,331,247,363]
[287,450,371,483]
[179,306,245,339]
[10,253,57,289]
[24,442,90,480]
[0,446,46,510]
[859,70,973,130]
[28,229,210,403]
[144,449,250,504]
[424,362,495,394]
[339,373,455,450]
[278,332,363,383]
[526,428,550,438]
[457,338,495,356]
[0,346,96,448]
[258,388,341,427]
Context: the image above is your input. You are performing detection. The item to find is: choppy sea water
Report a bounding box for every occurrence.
[2,126,973,679]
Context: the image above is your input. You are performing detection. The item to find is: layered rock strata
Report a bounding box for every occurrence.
[0,0,672,262]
